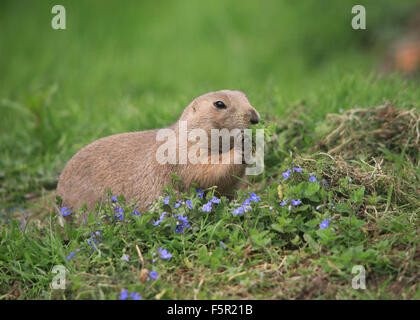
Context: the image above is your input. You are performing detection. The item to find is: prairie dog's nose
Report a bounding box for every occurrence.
[250,108,260,124]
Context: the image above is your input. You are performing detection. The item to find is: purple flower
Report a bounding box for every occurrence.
[293,167,303,172]
[157,248,172,260]
[149,271,158,280]
[120,289,128,300]
[309,176,317,182]
[186,200,193,209]
[111,196,118,202]
[202,202,212,212]
[66,251,75,260]
[130,292,142,300]
[291,199,302,206]
[282,169,291,180]
[174,201,182,208]
[60,207,72,217]
[220,241,226,249]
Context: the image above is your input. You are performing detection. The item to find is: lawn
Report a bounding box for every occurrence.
[0,0,419,299]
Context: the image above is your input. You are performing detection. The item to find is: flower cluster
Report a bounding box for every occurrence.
[157,248,172,260]
[232,192,260,215]
[120,289,142,300]
[152,212,167,226]
[114,207,124,221]
[87,230,102,250]
[174,215,190,233]
[201,196,221,213]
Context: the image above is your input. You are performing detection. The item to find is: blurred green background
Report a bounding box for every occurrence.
[0,0,419,208]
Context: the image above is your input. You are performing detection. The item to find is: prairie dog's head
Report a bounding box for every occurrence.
[179,90,260,133]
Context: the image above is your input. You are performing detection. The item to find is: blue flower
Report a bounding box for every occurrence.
[280,199,289,206]
[202,202,212,212]
[157,248,172,260]
[149,271,158,280]
[120,289,128,300]
[282,169,291,180]
[121,254,130,262]
[243,198,251,206]
[232,206,244,215]
[114,214,124,221]
[111,196,118,202]
[132,210,141,216]
[66,251,75,260]
[175,214,191,233]
[130,292,142,300]
[293,167,303,172]
[220,241,226,249]
[319,218,332,230]
[210,196,221,204]
[186,200,193,209]
[163,196,170,205]
[291,199,302,206]
[309,176,317,182]
[196,189,204,199]
[249,193,261,203]
[60,207,72,217]
[175,223,184,233]
[152,212,167,226]
[174,201,182,208]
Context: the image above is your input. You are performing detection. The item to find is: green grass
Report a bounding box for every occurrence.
[0,0,419,299]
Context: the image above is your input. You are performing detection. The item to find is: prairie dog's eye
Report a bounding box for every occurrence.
[213,101,227,109]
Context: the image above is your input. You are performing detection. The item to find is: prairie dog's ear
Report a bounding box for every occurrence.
[191,100,198,113]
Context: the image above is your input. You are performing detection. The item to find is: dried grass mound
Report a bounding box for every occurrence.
[315,104,420,164]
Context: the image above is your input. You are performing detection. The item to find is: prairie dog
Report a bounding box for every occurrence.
[56,90,260,211]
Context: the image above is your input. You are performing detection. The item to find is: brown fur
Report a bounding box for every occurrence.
[56,90,260,211]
